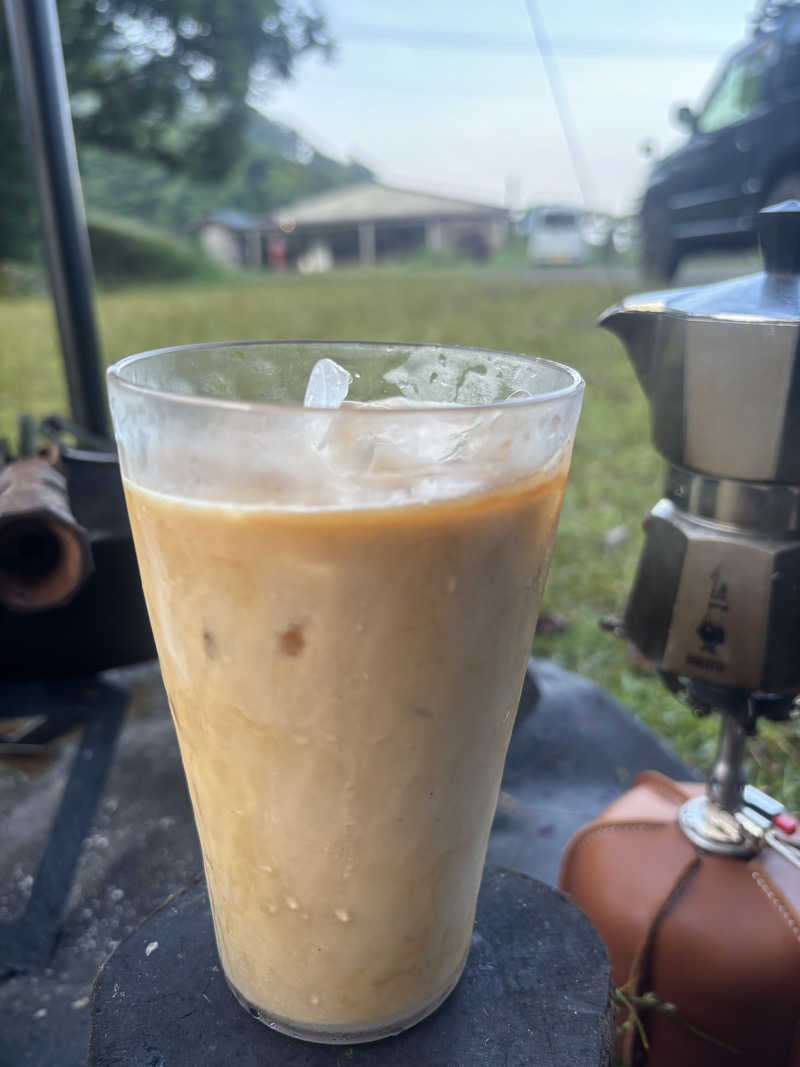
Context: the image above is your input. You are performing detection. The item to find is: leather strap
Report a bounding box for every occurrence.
[624,853,702,1065]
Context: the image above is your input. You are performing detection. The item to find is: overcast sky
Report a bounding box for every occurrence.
[262,0,756,214]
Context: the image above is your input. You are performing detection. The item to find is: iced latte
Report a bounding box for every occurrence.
[108,341,583,1043]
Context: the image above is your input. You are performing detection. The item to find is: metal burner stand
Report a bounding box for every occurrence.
[0,678,127,974]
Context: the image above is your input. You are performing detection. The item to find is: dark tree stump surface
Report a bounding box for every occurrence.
[89,867,614,1067]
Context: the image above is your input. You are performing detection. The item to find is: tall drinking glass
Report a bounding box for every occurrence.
[107,341,583,1044]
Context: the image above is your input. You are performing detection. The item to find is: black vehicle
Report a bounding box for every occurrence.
[641,0,800,280]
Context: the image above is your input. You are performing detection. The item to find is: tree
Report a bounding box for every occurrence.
[60,0,330,181]
[0,0,330,258]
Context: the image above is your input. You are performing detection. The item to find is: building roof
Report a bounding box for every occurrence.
[201,209,268,231]
[274,182,507,227]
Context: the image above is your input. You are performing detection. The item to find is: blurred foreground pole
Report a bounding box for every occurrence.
[4,0,108,439]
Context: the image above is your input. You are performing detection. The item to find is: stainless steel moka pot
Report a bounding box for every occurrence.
[599,200,800,858]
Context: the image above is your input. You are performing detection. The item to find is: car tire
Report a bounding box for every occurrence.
[640,202,681,282]
[764,173,800,207]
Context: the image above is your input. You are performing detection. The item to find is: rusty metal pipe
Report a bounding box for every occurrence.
[0,456,92,612]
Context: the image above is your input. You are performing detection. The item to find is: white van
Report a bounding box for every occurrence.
[527,207,588,266]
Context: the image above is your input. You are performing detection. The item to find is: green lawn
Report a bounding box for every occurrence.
[2,266,797,806]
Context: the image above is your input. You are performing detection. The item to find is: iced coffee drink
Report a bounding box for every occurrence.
[108,341,583,1043]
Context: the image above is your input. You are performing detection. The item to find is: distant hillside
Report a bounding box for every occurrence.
[78,110,373,236]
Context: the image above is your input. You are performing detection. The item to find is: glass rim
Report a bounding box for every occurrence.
[107,338,584,416]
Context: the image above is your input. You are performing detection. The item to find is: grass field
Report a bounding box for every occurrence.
[2,265,797,807]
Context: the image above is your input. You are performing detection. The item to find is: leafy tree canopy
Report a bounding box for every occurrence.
[0,0,331,258]
[60,0,331,181]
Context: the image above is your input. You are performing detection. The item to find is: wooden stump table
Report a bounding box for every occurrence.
[89,867,614,1066]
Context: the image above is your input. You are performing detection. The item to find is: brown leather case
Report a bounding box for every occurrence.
[559,771,800,1066]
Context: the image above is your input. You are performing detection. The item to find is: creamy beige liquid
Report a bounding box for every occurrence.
[125,468,566,1040]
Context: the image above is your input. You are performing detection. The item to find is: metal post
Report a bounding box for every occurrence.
[4,0,108,438]
[358,221,376,265]
[245,228,262,269]
[708,712,749,813]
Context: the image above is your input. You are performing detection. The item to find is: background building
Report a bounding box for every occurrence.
[198,210,274,269]
[273,182,509,267]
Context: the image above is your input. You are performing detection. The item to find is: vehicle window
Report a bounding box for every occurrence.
[779,19,800,90]
[542,212,578,230]
[696,43,769,133]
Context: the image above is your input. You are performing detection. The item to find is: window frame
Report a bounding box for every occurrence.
[695,39,774,134]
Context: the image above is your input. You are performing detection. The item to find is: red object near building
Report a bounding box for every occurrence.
[267,234,287,270]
